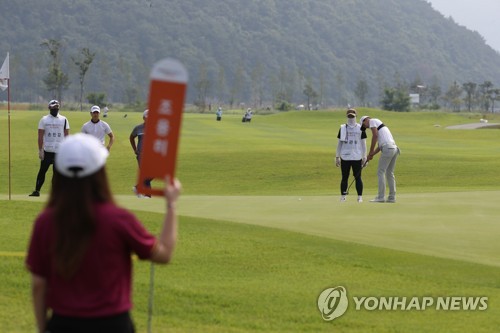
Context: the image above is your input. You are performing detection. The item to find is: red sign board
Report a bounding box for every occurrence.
[137,59,188,196]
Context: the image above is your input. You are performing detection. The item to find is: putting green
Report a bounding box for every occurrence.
[10,191,500,267]
[117,191,500,267]
[176,191,500,266]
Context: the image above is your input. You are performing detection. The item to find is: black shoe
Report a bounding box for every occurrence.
[29,191,40,197]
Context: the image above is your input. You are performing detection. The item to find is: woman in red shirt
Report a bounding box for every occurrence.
[26,133,181,333]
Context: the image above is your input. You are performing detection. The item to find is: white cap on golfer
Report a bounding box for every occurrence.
[48,100,60,109]
[55,134,109,178]
[143,109,149,118]
[91,105,101,113]
[360,116,369,126]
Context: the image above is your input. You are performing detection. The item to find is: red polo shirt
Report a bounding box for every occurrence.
[26,202,157,317]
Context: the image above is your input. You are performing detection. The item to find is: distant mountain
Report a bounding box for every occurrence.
[1,0,500,107]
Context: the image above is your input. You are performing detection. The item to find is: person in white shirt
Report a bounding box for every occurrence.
[81,105,115,151]
[216,107,222,121]
[360,115,400,203]
[29,100,70,197]
[335,108,367,202]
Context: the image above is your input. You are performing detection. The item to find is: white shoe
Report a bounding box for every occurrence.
[340,195,346,202]
[370,197,385,203]
[133,186,144,198]
[357,196,363,203]
[386,197,396,203]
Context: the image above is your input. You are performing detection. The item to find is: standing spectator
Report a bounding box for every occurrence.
[360,115,400,203]
[335,108,367,202]
[29,100,70,197]
[81,105,115,151]
[216,106,222,121]
[26,133,181,332]
[130,110,151,196]
[103,106,109,118]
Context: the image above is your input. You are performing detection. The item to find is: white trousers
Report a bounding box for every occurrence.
[376,144,400,200]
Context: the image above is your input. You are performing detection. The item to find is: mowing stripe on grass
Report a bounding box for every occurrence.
[118,191,500,267]
[0,251,25,257]
[7,191,500,267]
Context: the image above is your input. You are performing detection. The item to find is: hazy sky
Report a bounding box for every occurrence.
[426,0,500,52]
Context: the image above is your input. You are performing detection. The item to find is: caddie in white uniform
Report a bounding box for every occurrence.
[29,100,70,197]
[81,105,115,151]
[360,115,400,203]
[335,108,367,202]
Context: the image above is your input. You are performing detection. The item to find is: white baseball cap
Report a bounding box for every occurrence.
[55,134,109,178]
[143,109,149,118]
[360,116,369,126]
[91,105,101,113]
[48,100,60,109]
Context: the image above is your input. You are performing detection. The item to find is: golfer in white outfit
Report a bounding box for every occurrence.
[360,116,400,203]
[81,105,115,151]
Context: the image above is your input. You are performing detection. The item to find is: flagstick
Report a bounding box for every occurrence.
[7,79,11,200]
[147,262,155,333]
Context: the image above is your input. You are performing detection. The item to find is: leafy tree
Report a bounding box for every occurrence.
[273,65,296,108]
[318,69,326,108]
[124,87,139,106]
[303,83,318,110]
[272,66,290,108]
[194,63,210,112]
[41,39,70,102]
[443,81,463,112]
[381,87,410,112]
[72,48,96,111]
[250,63,264,108]
[229,63,244,108]
[428,77,442,109]
[354,79,369,107]
[489,88,500,113]
[462,82,477,112]
[216,65,226,104]
[478,81,493,112]
[334,72,346,106]
[276,101,292,111]
[86,92,106,107]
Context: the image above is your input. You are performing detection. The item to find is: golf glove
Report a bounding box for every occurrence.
[38,149,44,160]
[335,157,341,167]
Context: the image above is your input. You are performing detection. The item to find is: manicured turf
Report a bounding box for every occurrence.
[1,108,499,332]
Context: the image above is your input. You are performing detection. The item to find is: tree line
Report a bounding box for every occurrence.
[36,38,500,113]
[378,77,499,112]
[3,0,500,112]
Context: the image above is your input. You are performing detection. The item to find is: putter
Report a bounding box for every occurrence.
[345,160,368,195]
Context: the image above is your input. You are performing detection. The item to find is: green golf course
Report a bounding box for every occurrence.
[1,108,499,332]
